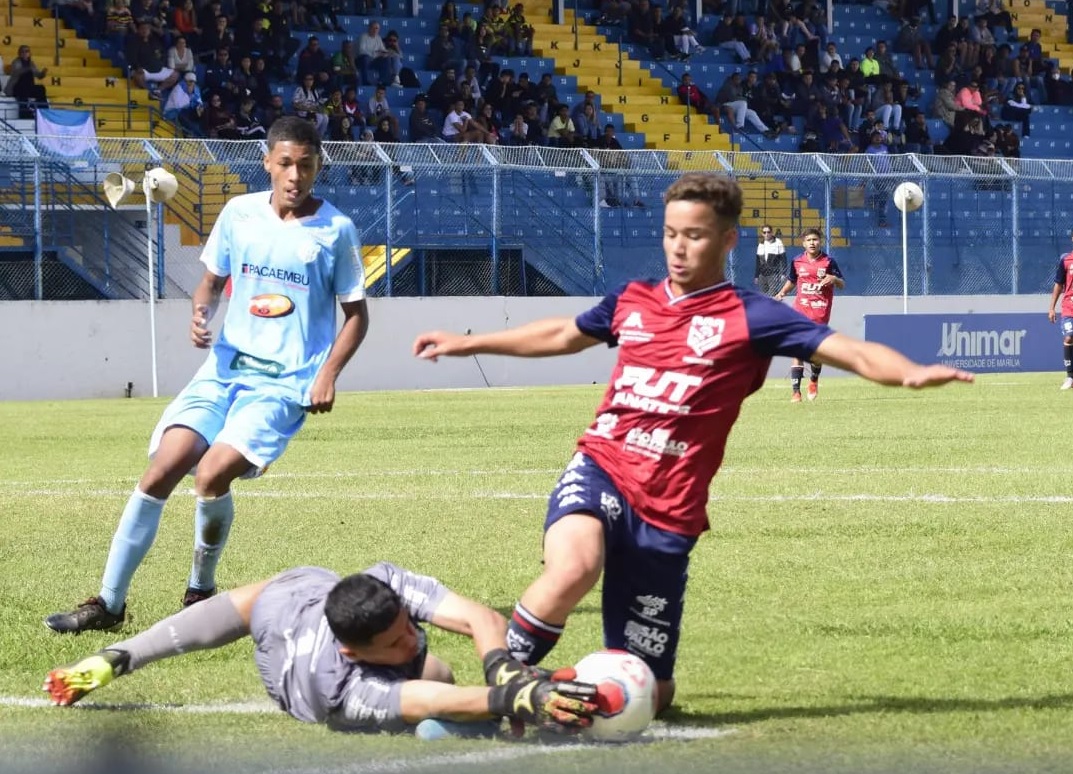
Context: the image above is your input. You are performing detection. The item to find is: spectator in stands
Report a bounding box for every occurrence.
[957,16,979,68]
[987,43,1017,98]
[574,102,602,146]
[741,70,784,133]
[994,122,1019,156]
[204,47,239,107]
[807,103,856,152]
[520,102,544,144]
[750,16,781,64]
[503,112,529,145]
[428,66,461,114]
[458,80,477,114]
[874,40,905,88]
[836,73,864,133]
[506,4,533,56]
[677,72,712,115]
[904,111,934,152]
[200,15,236,63]
[373,114,398,142]
[367,84,400,137]
[863,131,891,225]
[428,26,461,73]
[163,71,203,133]
[292,72,328,135]
[955,78,990,131]
[547,103,578,147]
[860,46,881,89]
[511,72,535,108]
[869,81,903,131]
[230,54,257,100]
[261,92,286,129]
[713,11,751,63]
[330,114,355,141]
[1001,82,1034,136]
[126,21,180,94]
[305,0,343,33]
[977,0,1014,41]
[55,0,96,38]
[458,65,481,103]
[474,100,500,142]
[341,86,366,134]
[441,98,480,142]
[106,0,136,58]
[946,112,986,153]
[383,29,405,70]
[895,17,934,71]
[235,96,267,138]
[717,71,776,135]
[570,90,602,127]
[1024,28,1044,66]
[202,91,241,137]
[331,40,359,90]
[196,0,224,36]
[462,24,500,87]
[265,0,300,78]
[131,0,160,35]
[297,35,332,87]
[661,5,702,60]
[534,72,560,123]
[485,68,516,123]
[167,34,196,74]
[970,16,996,56]
[438,0,460,35]
[248,57,274,107]
[408,93,441,142]
[594,124,641,207]
[628,0,665,60]
[819,41,842,74]
[1044,68,1073,106]
[357,21,399,86]
[323,86,345,129]
[933,16,966,69]
[1013,44,1045,104]
[932,78,958,127]
[596,0,630,26]
[156,0,176,44]
[788,68,823,119]
[933,43,962,86]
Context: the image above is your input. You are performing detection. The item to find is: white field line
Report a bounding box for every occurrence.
[2,489,1073,504]
[0,465,1062,490]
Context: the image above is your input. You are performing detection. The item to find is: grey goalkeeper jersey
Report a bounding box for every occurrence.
[250,563,449,732]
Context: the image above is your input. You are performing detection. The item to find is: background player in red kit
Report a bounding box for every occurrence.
[412,174,973,712]
[775,227,844,402]
[1046,231,1073,390]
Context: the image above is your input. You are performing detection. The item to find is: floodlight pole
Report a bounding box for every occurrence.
[143,177,160,397]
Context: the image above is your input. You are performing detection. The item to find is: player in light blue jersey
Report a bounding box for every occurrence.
[46,117,370,634]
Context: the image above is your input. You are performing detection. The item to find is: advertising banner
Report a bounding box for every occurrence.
[864,313,1056,373]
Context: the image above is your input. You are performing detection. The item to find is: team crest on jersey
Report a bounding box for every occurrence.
[619,309,654,343]
[684,315,725,364]
[249,293,295,318]
[816,267,827,279]
[585,412,619,439]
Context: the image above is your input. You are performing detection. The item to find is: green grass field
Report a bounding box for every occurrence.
[2,375,1073,774]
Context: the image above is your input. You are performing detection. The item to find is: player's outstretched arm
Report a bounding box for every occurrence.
[427,592,508,663]
[413,317,601,361]
[814,332,975,388]
[397,677,597,730]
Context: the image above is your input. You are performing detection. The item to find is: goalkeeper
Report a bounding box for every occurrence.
[43,563,597,736]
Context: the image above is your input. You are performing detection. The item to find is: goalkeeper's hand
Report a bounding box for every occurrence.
[482,648,579,686]
[488,676,599,733]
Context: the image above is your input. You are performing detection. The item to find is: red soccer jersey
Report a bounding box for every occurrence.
[1054,252,1073,317]
[574,279,833,537]
[788,253,843,324]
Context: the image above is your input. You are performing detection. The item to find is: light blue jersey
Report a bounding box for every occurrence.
[149,192,366,474]
[199,190,366,402]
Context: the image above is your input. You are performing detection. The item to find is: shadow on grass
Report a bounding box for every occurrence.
[660,693,1073,726]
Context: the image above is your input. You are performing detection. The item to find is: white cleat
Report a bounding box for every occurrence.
[1062,377,1073,391]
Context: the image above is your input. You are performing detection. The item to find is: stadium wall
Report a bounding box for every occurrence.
[0,295,1050,401]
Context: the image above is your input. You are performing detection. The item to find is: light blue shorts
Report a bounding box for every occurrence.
[148,376,307,478]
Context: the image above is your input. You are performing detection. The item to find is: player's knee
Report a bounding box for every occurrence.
[1064,336,1073,346]
[543,551,603,600]
[193,463,239,498]
[655,679,676,714]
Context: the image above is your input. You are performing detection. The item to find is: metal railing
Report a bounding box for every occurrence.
[3,136,1073,300]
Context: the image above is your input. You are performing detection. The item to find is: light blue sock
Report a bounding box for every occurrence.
[188,491,235,592]
[99,489,167,614]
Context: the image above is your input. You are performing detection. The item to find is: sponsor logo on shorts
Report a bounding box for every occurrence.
[624,620,669,657]
[249,293,295,318]
[632,594,669,624]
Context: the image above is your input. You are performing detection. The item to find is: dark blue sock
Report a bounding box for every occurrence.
[506,604,564,665]
[1064,344,1072,377]
[791,366,804,394]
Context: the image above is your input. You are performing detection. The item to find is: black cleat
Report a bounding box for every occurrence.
[181,587,216,608]
[44,597,125,634]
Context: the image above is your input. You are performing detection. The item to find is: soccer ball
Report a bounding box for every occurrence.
[572,650,658,742]
[892,181,925,213]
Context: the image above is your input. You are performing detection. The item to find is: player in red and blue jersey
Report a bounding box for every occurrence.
[1047,234,1073,390]
[413,174,972,712]
[775,228,844,402]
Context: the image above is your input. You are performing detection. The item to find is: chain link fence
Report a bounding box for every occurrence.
[2,135,1068,301]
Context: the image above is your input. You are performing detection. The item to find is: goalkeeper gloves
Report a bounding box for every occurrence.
[482,648,578,686]
[487,675,598,732]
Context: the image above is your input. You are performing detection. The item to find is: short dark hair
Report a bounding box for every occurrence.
[801,226,824,239]
[266,115,322,154]
[663,173,743,230]
[324,574,403,647]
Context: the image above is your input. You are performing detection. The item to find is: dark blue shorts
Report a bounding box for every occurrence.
[545,452,697,680]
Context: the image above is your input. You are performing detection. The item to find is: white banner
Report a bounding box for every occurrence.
[35,108,99,158]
